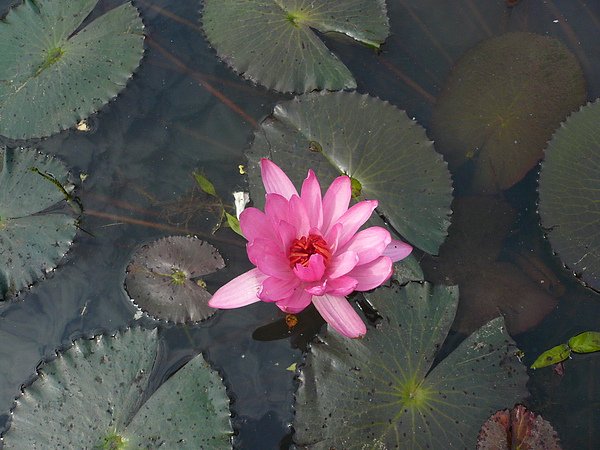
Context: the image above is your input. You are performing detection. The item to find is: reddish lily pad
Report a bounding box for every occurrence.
[125,236,225,323]
[431,32,586,192]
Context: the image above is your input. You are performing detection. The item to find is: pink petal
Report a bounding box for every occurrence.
[208,268,268,309]
[324,276,358,296]
[276,220,297,253]
[264,193,290,228]
[276,289,312,314]
[258,276,300,302]
[300,169,323,229]
[347,256,393,291]
[327,251,359,279]
[289,195,310,237]
[261,158,298,200]
[312,294,366,338]
[239,207,276,243]
[383,239,413,262]
[339,227,391,265]
[305,281,327,296]
[322,176,351,234]
[247,238,292,279]
[293,253,326,282]
[324,223,343,254]
[334,200,379,247]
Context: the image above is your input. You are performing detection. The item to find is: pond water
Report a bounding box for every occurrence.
[0,0,599,448]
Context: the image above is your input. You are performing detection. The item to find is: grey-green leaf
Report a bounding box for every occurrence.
[538,100,600,290]
[246,92,453,254]
[125,236,225,323]
[202,0,389,93]
[294,282,528,449]
[0,0,145,140]
[1,328,233,449]
[0,147,76,299]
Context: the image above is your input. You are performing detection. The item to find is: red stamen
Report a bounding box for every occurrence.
[288,234,331,268]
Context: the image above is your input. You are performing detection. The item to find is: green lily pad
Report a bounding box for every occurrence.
[246,92,453,254]
[538,100,600,290]
[1,327,233,449]
[125,236,225,323]
[0,0,145,140]
[0,147,77,300]
[431,32,586,192]
[294,282,528,448]
[202,0,389,93]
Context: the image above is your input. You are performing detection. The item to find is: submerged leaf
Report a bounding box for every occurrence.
[202,0,389,93]
[294,282,528,448]
[125,236,225,323]
[247,92,452,254]
[0,0,145,139]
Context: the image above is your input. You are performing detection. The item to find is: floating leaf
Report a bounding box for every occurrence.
[0,0,145,140]
[477,405,562,450]
[294,282,528,448]
[0,147,77,300]
[531,344,571,370]
[246,92,453,254]
[125,236,225,323]
[431,32,585,192]
[1,328,233,449]
[193,171,218,198]
[225,212,243,237]
[568,331,600,354]
[202,0,389,93]
[538,100,600,290]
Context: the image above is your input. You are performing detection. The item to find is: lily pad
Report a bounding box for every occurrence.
[246,92,453,254]
[0,147,76,300]
[538,100,600,290]
[294,282,528,449]
[1,327,233,449]
[202,0,389,93]
[0,0,145,140]
[431,32,586,192]
[125,236,225,323]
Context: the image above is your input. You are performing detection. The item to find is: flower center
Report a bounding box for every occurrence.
[288,234,331,268]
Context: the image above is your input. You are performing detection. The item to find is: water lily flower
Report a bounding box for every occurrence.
[209,159,412,338]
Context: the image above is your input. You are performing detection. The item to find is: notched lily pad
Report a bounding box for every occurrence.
[1,327,233,449]
[294,282,528,449]
[431,32,586,192]
[247,91,453,254]
[125,236,225,323]
[202,0,389,93]
[0,0,145,140]
[538,100,600,290]
[0,147,77,300]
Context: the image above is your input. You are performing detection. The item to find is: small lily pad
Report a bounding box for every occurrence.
[1,327,233,449]
[431,32,585,192]
[0,147,77,300]
[294,282,528,448]
[202,0,389,93]
[0,0,145,140]
[125,236,225,323]
[246,92,453,254]
[538,100,600,290]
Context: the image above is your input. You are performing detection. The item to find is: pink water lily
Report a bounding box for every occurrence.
[209,159,412,338]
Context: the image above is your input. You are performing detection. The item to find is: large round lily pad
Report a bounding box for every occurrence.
[539,100,600,290]
[0,147,77,300]
[125,236,225,323]
[202,0,389,93]
[1,327,233,449]
[246,92,453,254]
[0,0,145,140]
[294,282,528,448]
[431,32,586,192]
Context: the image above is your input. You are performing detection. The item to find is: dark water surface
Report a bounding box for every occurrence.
[0,0,599,448]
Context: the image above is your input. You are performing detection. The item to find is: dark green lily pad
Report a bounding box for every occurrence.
[0,0,145,140]
[1,327,233,449]
[202,0,389,93]
[0,147,76,300]
[431,32,586,192]
[125,236,225,323]
[294,282,528,448]
[246,92,453,254]
[538,100,600,290]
